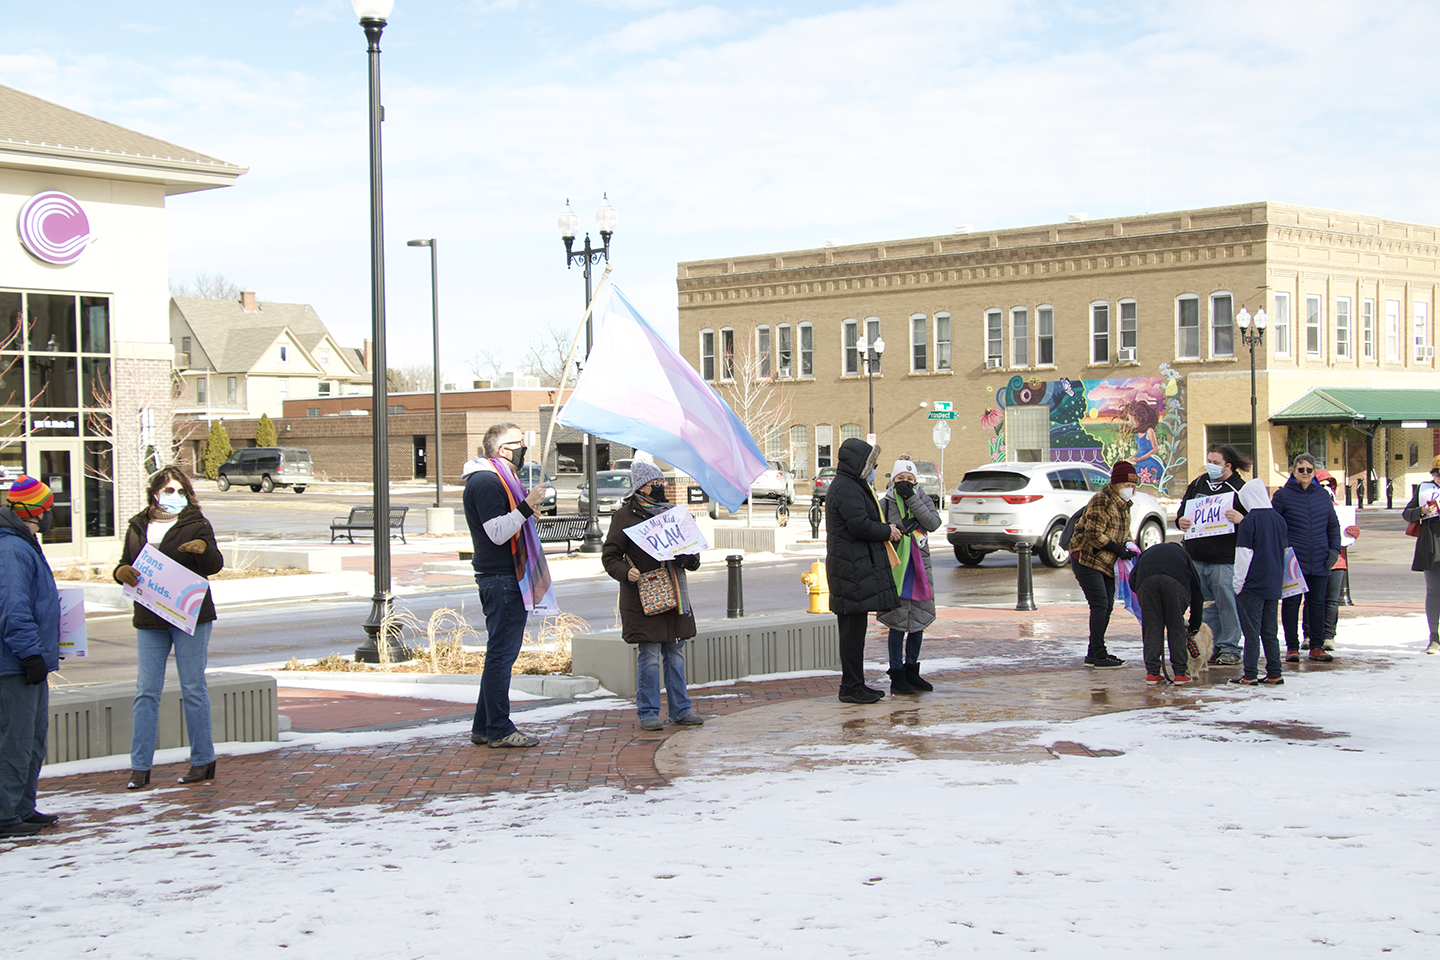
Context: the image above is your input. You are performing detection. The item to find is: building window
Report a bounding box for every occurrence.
[1037,306,1054,365]
[1006,405,1050,462]
[935,312,951,370]
[1362,299,1375,359]
[317,348,329,365]
[1335,297,1351,359]
[318,381,332,396]
[1207,424,1254,465]
[911,313,927,372]
[277,378,288,401]
[815,424,833,470]
[985,310,1003,366]
[701,329,715,380]
[307,408,321,418]
[1305,295,1322,357]
[1177,296,1200,359]
[1289,424,1328,465]
[1119,299,1138,359]
[279,345,288,362]
[1090,302,1110,364]
[790,425,808,477]
[1011,307,1029,367]
[843,319,859,375]
[181,336,191,356]
[720,328,734,380]
[1273,292,1291,356]
[388,404,405,415]
[1410,441,1422,468]
[757,325,771,378]
[841,423,863,442]
[865,317,882,373]
[766,425,783,460]
[799,323,813,376]
[195,378,205,404]
[1415,302,1429,360]
[227,376,237,403]
[1386,300,1401,361]
[777,324,792,378]
[1211,293,1234,357]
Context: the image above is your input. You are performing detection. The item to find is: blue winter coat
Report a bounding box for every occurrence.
[1270,475,1341,577]
[0,510,61,677]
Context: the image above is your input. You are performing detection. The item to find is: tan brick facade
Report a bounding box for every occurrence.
[677,202,1440,496]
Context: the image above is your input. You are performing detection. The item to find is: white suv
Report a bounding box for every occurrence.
[945,462,1167,568]
[749,459,795,503]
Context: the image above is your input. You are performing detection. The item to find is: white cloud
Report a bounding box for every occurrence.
[596,5,741,54]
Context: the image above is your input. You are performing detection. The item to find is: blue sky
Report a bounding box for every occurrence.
[4,1,1438,379]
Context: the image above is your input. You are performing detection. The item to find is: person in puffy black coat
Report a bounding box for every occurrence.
[1403,455,1440,653]
[1270,452,1340,663]
[825,438,900,703]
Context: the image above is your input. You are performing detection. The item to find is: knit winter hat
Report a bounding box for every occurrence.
[630,459,664,491]
[1110,461,1139,485]
[891,459,917,479]
[1431,454,1440,472]
[6,475,53,518]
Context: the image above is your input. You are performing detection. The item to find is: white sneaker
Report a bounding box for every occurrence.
[1426,638,1440,655]
[487,731,539,748]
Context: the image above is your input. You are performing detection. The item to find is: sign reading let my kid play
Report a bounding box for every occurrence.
[1182,491,1237,540]
[624,505,711,561]
[120,544,210,635]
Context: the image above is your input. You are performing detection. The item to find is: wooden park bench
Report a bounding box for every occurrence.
[329,506,409,544]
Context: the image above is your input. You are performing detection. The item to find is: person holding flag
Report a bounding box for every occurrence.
[465,422,556,749]
[878,458,941,694]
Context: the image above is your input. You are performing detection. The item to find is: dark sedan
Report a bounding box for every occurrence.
[811,467,837,503]
[577,470,632,515]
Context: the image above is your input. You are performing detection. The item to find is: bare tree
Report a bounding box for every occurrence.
[519,320,573,386]
[170,271,245,300]
[85,379,199,482]
[0,317,40,466]
[466,347,507,385]
[386,363,438,393]
[717,338,795,465]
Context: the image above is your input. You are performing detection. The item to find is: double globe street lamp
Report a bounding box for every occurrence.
[854,333,885,439]
[558,195,617,554]
[1236,306,1268,466]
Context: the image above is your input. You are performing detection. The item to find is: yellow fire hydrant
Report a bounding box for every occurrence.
[801,560,829,614]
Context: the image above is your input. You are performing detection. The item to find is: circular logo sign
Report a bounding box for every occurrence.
[16,191,94,265]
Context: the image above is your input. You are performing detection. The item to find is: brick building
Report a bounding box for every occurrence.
[676,202,1440,497]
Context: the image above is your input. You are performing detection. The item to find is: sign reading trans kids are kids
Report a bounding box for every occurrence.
[120,544,211,635]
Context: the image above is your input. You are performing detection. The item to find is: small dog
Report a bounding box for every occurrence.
[1186,621,1215,678]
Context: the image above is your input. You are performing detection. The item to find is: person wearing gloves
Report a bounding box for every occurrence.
[1230,478,1290,686]
[1070,461,1140,668]
[1175,443,1250,665]
[0,477,60,839]
[601,460,705,731]
[1314,468,1360,651]
[1270,453,1341,663]
[879,458,942,694]
[826,438,901,703]
[1128,541,1205,685]
[114,467,225,789]
[1402,455,1440,654]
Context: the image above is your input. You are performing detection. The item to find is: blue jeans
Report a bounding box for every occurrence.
[1237,592,1281,680]
[887,629,923,670]
[1281,573,1331,650]
[636,642,693,721]
[0,674,47,825]
[472,575,528,741]
[131,620,215,771]
[1192,560,1241,657]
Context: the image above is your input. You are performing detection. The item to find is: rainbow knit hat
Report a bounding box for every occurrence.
[7,475,53,518]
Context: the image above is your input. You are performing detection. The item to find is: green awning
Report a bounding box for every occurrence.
[1269,388,1440,425]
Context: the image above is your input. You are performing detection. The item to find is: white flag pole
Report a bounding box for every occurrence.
[541,265,614,473]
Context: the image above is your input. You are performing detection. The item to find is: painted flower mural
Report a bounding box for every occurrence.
[980,406,1004,462]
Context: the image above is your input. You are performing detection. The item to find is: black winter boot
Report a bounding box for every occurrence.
[904,662,934,692]
[887,667,917,695]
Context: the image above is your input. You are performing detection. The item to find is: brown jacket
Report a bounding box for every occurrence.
[114,505,225,630]
[1071,484,1133,576]
[601,500,699,645]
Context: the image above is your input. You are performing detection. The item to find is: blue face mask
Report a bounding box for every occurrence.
[158,492,188,514]
[1205,463,1224,480]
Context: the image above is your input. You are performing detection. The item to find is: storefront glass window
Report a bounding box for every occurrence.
[27,293,77,353]
[82,358,110,407]
[81,297,110,354]
[84,441,116,537]
[29,356,79,408]
[0,291,20,347]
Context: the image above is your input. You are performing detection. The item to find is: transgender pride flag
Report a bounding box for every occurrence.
[557,285,767,512]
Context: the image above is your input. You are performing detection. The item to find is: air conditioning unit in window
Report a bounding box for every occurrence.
[985,357,1002,370]
[1423,346,1436,359]
[1118,347,1137,362]
[778,366,791,378]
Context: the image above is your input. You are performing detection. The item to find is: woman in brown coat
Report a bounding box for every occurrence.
[601,461,704,731]
[1070,460,1139,669]
[113,466,224,789]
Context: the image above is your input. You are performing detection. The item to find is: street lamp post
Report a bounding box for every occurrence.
[353,0,402,663]
[854,333,885,438]
[406,238,442,509]
[558,195,616,554]
[1236,306,1268,465]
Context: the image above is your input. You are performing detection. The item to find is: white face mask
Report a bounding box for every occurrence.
[158,492,188,514]
[1117,487,1136,502]
[1205,462,1224,480]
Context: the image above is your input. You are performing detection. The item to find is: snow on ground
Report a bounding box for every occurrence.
[7,615,1440,957]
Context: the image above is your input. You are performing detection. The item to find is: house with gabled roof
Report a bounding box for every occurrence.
[170,292,370,420]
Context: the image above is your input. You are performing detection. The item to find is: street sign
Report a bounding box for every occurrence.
[932,422,951,449]
[932,401,953,412]
[926,411,956,420]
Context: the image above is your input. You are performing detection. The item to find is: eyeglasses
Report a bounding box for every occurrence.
[1294,467,1315,474]
[159,485,183,494]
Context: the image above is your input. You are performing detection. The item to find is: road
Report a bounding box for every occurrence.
[59,499,1423,686]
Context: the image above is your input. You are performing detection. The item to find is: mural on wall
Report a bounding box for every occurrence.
[981,364,1187,494]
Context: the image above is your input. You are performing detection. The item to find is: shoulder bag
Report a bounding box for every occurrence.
[627,557,679,615]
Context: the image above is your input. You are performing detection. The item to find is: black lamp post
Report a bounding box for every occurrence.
[558,195,616,554]
[854,332,885,438]
[1236,306,1268,465]
[353,0,402,663]
[406,238,442,509]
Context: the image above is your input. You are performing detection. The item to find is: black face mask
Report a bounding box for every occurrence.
[509,444,527,469]
[646,485,668,503]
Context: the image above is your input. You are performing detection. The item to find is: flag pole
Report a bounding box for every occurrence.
[541,265,613,475]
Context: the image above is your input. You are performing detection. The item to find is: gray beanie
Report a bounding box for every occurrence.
[630,459,664,491]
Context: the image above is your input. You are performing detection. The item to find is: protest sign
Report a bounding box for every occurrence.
[58,587,86,658]
[1336,504,1358,547]
[120,544,210,634]
[624,505,710,561]
[1183,491,1236,540]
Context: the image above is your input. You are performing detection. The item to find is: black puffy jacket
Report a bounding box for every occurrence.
[825,438,899,616]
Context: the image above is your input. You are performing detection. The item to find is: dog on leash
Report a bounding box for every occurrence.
[1186,621,1215,678]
